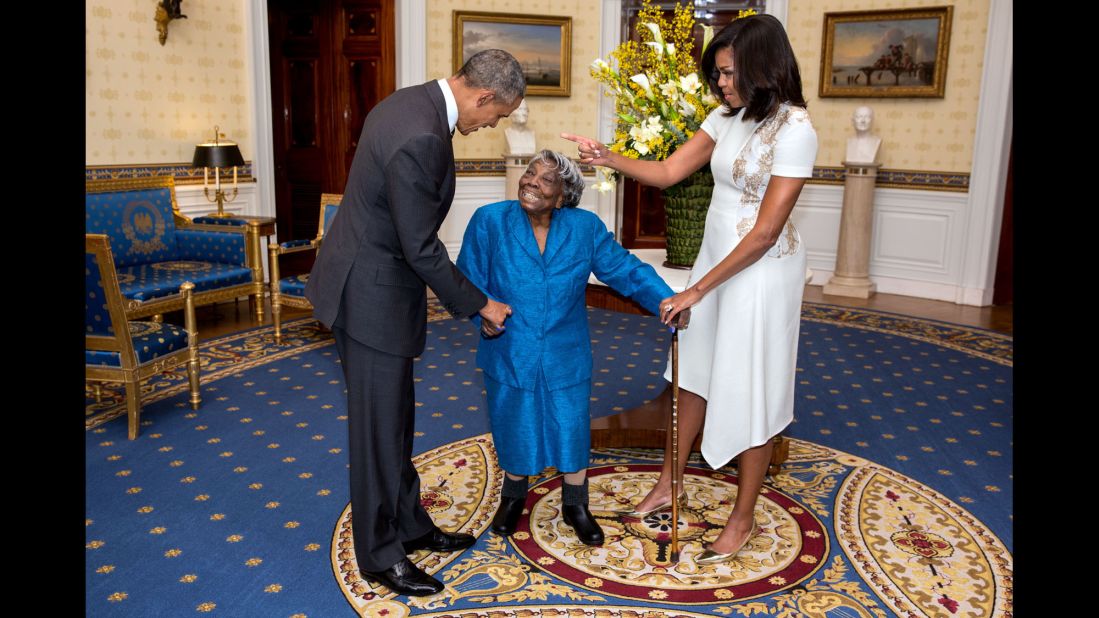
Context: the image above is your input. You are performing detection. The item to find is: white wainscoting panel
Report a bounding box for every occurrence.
[794,183,974,303]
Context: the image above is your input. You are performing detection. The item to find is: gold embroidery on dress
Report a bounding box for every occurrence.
[736,214,757,237]
[730,105,808,257]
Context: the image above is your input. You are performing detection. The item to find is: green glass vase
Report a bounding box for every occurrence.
[661,166,713,268]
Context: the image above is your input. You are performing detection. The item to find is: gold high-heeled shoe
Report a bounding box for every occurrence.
[624,491,687,517]
[695,522,761,564]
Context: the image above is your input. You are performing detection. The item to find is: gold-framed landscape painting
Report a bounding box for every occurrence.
[819,6,953,98]
[453,11,572,97]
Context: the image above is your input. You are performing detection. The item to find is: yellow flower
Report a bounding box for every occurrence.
[713,589,734,599]
[584,577,603,588]
[648,589,668,599]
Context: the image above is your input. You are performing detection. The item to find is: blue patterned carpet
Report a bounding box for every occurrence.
[85,303,1012,617]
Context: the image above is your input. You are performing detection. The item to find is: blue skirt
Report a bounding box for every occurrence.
[484,371,592,476]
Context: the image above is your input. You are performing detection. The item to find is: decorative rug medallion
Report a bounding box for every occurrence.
[328,436,1010,617]
[510,464,828,604]
[836,462,1013,617]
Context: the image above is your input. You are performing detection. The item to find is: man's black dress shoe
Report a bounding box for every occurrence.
[491,496,526,536]
[361,557,443,596]
[403,526,476,553]
[562,504,605,546]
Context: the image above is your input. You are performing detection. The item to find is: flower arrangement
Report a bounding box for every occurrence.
[589,3,757,191]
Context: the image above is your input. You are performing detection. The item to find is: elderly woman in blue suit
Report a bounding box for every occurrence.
[457,149,683,546]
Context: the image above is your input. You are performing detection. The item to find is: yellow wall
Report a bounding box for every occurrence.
[86,0,251,165]
[787,0,989,173]
[85,1,990,175]
[426,0,604,160]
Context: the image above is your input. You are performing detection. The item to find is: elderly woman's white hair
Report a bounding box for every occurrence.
[527,149,585,208]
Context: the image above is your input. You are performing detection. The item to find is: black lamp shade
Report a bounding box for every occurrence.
[192,143,245,168]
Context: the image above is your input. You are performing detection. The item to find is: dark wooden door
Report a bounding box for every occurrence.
[268,0,394,275]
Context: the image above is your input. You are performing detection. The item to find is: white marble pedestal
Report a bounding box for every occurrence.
[824,162,880,299]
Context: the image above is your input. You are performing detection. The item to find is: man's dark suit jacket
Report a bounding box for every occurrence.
[306,81,488,356]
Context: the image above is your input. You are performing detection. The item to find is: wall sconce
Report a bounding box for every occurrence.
[192,126,245,219]
[155,0,187,46]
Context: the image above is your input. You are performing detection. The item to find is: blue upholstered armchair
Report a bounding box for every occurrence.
[85,177,265,320]
[86,234,201,439]
[268,193,341,344]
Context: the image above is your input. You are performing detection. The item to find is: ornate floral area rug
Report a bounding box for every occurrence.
[86,304,1012,617]
[331,436,1010,618]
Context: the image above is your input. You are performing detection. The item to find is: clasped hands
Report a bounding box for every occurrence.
[478,298,511,337]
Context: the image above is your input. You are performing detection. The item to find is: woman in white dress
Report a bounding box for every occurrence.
[562,13,817,563]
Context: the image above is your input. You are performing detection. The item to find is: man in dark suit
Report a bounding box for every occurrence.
[305,49,524,596]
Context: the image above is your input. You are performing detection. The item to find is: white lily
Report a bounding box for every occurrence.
[643,22,664,45]
[678,98,696,117]
[629,73,654,97]
[679,73,702,93]
[700,24,714,55]
[634,141,651,156]
[591,58,610,71]
[644,41,665,57]
[593,180,616,193]
[660,81,679,99]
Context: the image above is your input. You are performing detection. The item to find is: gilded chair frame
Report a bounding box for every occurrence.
[85,176,264,320]
[86,234,201,439]
[268,193,342,344]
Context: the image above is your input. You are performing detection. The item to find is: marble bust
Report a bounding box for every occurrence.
[845,105,882,165]
[504,99,535,156]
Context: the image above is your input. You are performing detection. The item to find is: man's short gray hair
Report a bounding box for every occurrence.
[456,49,526,105]
[528,150,585,209]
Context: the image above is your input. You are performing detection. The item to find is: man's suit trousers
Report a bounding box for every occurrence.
[332,326,436,571]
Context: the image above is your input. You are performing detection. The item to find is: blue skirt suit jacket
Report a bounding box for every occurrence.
[457,200,673,472]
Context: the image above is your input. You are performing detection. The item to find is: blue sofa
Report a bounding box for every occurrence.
[85,176,263,319]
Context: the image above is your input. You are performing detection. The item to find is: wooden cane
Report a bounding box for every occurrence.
[669,325,680,563]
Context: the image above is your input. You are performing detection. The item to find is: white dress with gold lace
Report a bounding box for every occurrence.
[664,103,818,469]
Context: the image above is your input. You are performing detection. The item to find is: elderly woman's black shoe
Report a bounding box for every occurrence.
[491,496,526,536]
[562,504,604,546]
